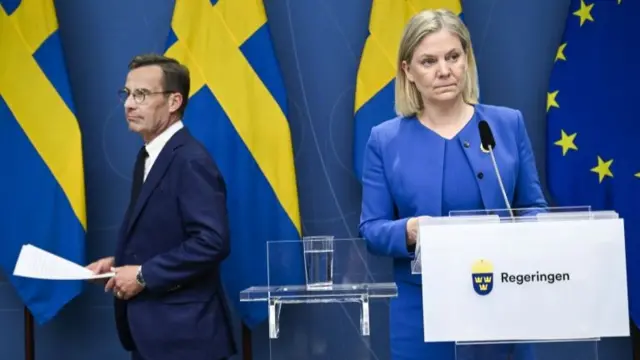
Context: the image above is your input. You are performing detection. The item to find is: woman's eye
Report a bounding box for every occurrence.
[422,58,436,66]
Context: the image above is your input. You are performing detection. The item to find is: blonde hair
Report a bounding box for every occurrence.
[395,9,479,117]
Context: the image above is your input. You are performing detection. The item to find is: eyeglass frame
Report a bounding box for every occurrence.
[117,88,175,104]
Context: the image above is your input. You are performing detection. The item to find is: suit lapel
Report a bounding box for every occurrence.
[458,107,502,211]
[126,128,189,235]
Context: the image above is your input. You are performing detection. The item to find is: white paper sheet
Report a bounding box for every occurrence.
[13,244,114,280]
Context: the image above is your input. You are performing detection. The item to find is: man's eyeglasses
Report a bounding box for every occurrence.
[118,89,172,104]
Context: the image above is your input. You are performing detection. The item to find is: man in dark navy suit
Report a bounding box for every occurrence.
[87,54,236,360]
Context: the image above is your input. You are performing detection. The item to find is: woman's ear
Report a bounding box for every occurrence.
[402,60,415,83]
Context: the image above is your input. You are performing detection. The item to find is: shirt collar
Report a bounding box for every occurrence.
[145,120,184,159]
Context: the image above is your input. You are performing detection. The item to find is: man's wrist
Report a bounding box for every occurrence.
[136,266,146,288]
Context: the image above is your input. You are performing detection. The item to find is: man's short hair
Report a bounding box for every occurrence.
[129,54,190,117]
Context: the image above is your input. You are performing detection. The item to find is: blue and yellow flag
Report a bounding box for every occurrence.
[546,0,640,323]
[0,0,86,324]
[353,0,463,180]
[164,1,302,328]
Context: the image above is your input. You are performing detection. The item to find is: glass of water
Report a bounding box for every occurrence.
[302,235,335,290]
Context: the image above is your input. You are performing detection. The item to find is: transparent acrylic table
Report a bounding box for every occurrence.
[239,237,398,340]
[241,282,397,339]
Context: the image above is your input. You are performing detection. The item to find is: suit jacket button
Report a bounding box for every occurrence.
[463,141,470,148]
[477,172,484,179]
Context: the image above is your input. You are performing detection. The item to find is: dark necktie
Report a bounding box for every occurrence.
[127,146,148,216]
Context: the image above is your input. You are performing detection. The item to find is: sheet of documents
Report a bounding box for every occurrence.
[13,244,114,280]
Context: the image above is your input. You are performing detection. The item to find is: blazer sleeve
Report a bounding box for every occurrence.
[513,110,548,214]
[359,128,412,259]
[141,156,231,292]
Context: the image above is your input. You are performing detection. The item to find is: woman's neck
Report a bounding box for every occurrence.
[418,97,469,128]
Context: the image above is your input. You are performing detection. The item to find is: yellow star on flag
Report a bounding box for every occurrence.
[554,130,577,155]
[591,156,613,183]
[555,43,567,62]
[574,0,595,26]
[547,91,559,112]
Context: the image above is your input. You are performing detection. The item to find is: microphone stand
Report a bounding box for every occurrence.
[487,145,515,221]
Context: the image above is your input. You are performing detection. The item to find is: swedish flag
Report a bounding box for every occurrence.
[546,0,640,323]
[164,1,302,328]
[353,0,463,180]
[0,0,86,324]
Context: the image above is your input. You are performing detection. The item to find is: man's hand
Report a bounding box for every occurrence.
[87,256,115,274]
[86,256,115,286]
[111,265,144,300]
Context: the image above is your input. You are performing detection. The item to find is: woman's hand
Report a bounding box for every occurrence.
[406,217,419,247]
[406,216,431,250]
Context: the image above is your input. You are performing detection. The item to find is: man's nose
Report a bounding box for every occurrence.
[124,94,136,109]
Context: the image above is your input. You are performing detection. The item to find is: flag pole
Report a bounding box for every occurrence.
[632,319,640,360]
[242,323,252,360]
[24,306,34,360]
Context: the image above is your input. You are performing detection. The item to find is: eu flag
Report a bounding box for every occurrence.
[546,0,640,324]
[0,0,86,324]
[164,1,303,328]
[353,0,463,180]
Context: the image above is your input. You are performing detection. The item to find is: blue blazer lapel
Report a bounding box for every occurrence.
[126,128,188,235]
[457,114,503,211]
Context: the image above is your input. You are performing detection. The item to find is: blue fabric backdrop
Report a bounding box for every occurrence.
[0,0,632,359]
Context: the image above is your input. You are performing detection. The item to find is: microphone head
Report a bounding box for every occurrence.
[478,120,496,151]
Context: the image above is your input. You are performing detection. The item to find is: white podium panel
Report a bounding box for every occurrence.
[411,207,629,360]
[419,217,628,342]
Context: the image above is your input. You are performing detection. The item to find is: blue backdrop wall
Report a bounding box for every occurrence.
[0,0,632,359]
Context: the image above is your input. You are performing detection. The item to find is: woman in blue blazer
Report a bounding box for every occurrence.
[358,9,547,360]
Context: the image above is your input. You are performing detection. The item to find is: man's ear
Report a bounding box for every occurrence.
[169,93,183,114]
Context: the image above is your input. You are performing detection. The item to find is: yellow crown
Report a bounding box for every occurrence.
[473,275,492,284]
[479,283,489,291]
[471,259,493,274]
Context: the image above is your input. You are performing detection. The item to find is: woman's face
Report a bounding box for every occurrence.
[402,29,468,105]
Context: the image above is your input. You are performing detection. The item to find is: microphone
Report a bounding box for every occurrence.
[478,120,515,220]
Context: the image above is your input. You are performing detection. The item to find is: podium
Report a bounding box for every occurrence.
[240,237,397,359]
[411,206,630,360]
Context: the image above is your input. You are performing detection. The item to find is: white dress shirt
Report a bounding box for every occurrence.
[143,121,184,181]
